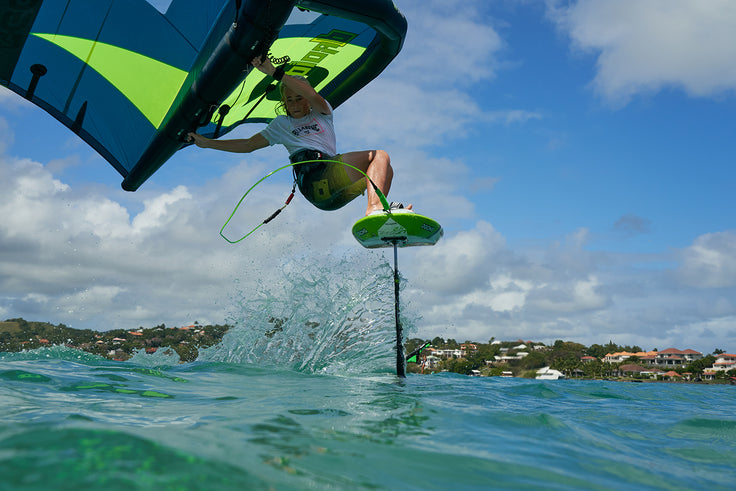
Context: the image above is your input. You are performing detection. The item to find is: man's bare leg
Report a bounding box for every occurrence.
[341,150,411,215]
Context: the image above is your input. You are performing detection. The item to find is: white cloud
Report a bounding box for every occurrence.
[53,286,126,317]
[548,0,736,105]
[677,231,736,288]
[398,221,736,353]
[336,1,539,152]
[0,154,274,330]
[338,80,484,149]
[0,144,408,332]
[412,221,506,295]
[2,153,734,354]
[392,150,477,220]
[528,275,608,313]
[131,185,192,234]
[393,0,504,87]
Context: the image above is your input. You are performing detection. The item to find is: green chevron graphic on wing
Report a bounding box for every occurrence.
[33,33,187,128]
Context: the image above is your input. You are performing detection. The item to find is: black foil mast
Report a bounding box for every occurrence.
[392,241,406,378]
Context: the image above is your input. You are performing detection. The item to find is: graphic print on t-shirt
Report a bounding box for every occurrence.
[291,118,324,138]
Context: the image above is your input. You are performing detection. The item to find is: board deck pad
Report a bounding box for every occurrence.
[352,210,443,248]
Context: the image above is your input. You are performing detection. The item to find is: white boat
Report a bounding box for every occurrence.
[536,367,565,380]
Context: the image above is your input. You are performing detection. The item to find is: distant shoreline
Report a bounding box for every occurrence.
[405,339,735,383]
[3,319,735,384]
[0,318,229,362]
[410,368,735,385]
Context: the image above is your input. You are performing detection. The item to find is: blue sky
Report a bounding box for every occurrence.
[1,0,735,354]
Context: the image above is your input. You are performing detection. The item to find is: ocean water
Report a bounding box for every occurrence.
[2,350,736,490]
[2,257,735,490]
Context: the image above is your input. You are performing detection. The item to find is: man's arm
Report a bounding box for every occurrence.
[187,132,269,153]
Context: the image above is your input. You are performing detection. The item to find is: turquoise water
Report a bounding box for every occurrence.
[2,258,735,490]
[2,350,735,490]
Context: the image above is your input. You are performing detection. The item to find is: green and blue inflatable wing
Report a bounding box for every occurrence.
[0,0,406,191]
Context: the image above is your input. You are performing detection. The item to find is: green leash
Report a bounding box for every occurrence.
[220,159,390,243]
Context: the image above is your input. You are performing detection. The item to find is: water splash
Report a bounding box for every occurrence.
[199,251,406,374]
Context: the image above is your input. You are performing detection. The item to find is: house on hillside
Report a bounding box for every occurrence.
[604,348,702,367]
[494,352,529,363]
[430,344,480,359]
[712,354,736,373]
[662,371,682,381]
[431,348,464,359]
[616,364,663,379]
[461,343,478,354]
[655,348,702,367]
[424,355,440,369]
[604,351,657,363]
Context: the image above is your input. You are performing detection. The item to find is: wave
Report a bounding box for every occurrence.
[199,251,411,375]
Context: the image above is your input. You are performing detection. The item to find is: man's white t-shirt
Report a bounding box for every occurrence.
[260,102,337,157]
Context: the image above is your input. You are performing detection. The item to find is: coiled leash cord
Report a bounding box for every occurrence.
[220,159,389,244]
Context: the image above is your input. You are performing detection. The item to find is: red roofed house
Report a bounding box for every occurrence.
[662,371,682,381]
[604,349,702,368]
[712,354,736,373]
[604,351,658,363]
[656,348,702,367]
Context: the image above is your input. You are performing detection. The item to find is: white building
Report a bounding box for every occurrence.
[712,354,736,373]
[494,352,529,362]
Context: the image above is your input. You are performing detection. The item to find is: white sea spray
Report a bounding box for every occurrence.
[199,250,416,374]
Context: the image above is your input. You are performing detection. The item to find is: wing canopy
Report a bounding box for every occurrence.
[1,0,407,190]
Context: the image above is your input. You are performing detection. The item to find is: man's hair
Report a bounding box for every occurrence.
[276,75,310,117]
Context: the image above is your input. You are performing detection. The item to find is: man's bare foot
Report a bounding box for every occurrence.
[364,203,413,216]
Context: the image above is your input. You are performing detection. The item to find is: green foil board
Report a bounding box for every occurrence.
[352,210,443,248]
